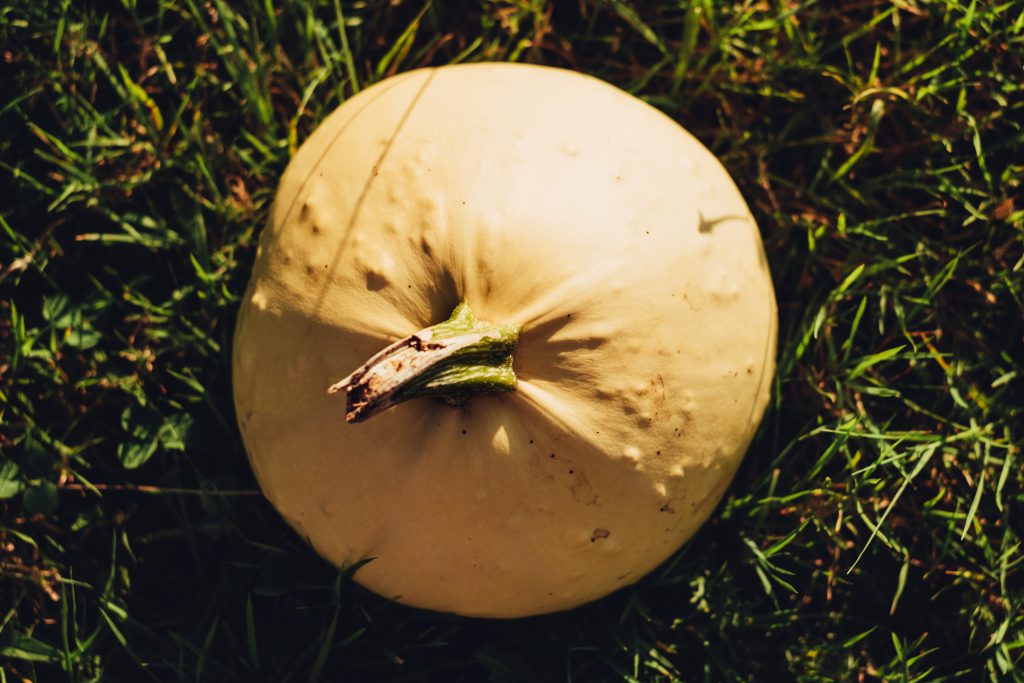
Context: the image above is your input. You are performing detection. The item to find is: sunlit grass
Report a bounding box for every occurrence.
[1,1,1022,680]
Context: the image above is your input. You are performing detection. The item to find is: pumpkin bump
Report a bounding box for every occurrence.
[233,63,777,618]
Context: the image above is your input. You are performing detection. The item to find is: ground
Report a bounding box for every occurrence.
[1,1,1022,681]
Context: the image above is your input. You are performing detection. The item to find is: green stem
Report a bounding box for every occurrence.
[328,302,521,423]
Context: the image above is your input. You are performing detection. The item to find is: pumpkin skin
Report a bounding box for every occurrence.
[233,63,777,618]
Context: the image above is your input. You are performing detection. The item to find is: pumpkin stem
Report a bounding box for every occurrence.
[327,302,521,423]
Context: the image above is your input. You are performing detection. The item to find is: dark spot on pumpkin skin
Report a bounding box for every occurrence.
[591,528,610,542]
[366,271,388,291]
[299,202,310,221]
[568,469,574,474]
[461,429,467,435]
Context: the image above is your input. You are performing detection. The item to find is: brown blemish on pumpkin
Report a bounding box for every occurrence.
[654,374,667,400]
[568,470,597,505]
[591,528,610,542]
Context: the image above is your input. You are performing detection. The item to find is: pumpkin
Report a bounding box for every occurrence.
[233,63,777,618]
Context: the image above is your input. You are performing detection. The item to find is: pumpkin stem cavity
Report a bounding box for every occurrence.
[327,302,521,423]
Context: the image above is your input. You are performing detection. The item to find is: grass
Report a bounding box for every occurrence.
[1,0,1022,680]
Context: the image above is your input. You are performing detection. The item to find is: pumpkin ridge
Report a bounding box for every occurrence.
[511,379,610,458]
[274,69,431,236]
[304,70,439,327]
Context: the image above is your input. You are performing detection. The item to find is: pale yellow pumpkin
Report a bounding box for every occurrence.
[232,63,777,618]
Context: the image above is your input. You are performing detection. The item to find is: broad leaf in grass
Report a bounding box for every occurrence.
[42,293,102,350]
[22,480,58,515]
[20,434,55,479]
[0,628,63,663]
[158,413,194,452]
[118,437,159,470]
[118,404,160,469]
[0,459,24,499]
[118,406,192,468]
